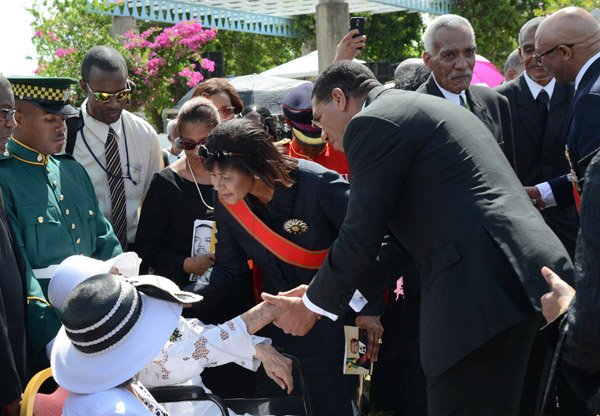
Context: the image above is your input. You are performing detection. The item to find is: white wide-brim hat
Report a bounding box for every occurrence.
[50,274,186,394]
[52,294,182,394]
[48,253,141,312]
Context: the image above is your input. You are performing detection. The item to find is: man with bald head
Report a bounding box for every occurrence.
[496,17,584,415]
[418,14,516,169]
[496,17,578,257]
[529,7,600,211]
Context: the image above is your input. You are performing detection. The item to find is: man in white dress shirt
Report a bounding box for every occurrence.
[525,8,600,213]
[72,46,161,251]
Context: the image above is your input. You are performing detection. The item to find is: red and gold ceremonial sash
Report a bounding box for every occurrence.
[219,197,328,269]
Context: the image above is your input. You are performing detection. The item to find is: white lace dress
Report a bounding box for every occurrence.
[138,315,271,416]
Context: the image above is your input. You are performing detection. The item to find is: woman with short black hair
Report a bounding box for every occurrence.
[194,119,383,416]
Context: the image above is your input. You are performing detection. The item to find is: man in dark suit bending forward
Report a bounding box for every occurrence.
[262,61,573,415]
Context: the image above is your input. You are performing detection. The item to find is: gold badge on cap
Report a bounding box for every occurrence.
[283,219,308,235]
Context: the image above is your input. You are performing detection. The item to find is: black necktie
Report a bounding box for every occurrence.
[536,90,549,125]
[105,128,128,249]
[459,95,467,108]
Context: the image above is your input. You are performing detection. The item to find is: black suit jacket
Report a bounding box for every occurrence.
[562,150,600,412]
[417,75,516,169]
[0,189,27,406]
[549,57,600,208]
[306,87,574,378]
[496,75,579,256]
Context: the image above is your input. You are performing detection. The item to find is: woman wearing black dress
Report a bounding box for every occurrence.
[137,97,217,287]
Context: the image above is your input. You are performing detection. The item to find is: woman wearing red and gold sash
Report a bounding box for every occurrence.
[192,119,383,415]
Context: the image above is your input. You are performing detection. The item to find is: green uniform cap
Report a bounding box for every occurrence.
[8,76,78,116]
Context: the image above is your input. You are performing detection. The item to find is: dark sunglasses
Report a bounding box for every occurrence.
[198,144,244,160]
[86,82,132,103]
[176,137,204,151]
[1,108,16,123]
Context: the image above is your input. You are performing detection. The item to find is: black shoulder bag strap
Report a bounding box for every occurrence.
[65,109,84,155]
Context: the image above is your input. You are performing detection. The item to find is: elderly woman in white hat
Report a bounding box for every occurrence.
[49,255,293,416]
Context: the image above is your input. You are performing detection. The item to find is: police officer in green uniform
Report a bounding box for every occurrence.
[0,76,122,371]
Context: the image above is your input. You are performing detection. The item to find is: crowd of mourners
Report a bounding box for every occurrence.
[2,6,600,416]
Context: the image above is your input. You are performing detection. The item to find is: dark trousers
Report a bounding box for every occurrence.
[371,291,427,415]
[427,314,540,416]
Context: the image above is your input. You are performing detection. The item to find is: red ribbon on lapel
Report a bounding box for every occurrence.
[219,197,328,269]
[573,184,581,213]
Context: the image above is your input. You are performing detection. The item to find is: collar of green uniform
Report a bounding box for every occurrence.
[6,138,50,165]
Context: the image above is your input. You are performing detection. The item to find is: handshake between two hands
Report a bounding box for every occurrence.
[261,285,384,363]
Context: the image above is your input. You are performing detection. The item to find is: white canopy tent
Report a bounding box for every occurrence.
[176,73,310,115]
[262,50,365,80]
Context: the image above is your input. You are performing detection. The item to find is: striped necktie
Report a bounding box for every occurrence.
[105,128,127,249]
[459,95,467,108]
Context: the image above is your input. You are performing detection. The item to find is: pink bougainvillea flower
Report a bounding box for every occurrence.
[55,47,76,58]
[200,58,215,72]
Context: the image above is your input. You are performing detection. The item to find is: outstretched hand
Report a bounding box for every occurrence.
[261,292,319,336]
[333,30,366,62]
[540,266,575,324]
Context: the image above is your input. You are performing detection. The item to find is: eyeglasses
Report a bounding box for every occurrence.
[311,102,329,129]
[86,82,132,103]
[218,106,236,120]
[199,144,244,160]
[534,44,575,63]
[175,137,205,151]
[1,108,16,123]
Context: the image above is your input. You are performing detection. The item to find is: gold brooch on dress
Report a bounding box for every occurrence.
[283,219,308,235]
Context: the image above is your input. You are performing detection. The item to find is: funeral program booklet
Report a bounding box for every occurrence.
[190,219,216,282]
[343,325,372,375]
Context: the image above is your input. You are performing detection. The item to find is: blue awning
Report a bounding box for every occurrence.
[89,0,454,37]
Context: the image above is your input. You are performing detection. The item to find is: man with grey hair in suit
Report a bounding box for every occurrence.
[418,14,516,169]
[394,58,431,91]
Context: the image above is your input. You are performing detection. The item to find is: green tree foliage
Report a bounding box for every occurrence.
[535,0,600,14]
[205,20,307,76]
[360,11,424,62]
[28,0,306,127]
[455,0,600,69]
[29,0,119,104]
[453,0,535,69]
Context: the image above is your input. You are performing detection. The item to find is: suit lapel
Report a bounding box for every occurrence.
[566,59,600,143]
[465,88,495,130]
[543,82,571,156]
[576,57,600,97]
[516,75,544,148]
[424,76,445,98]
